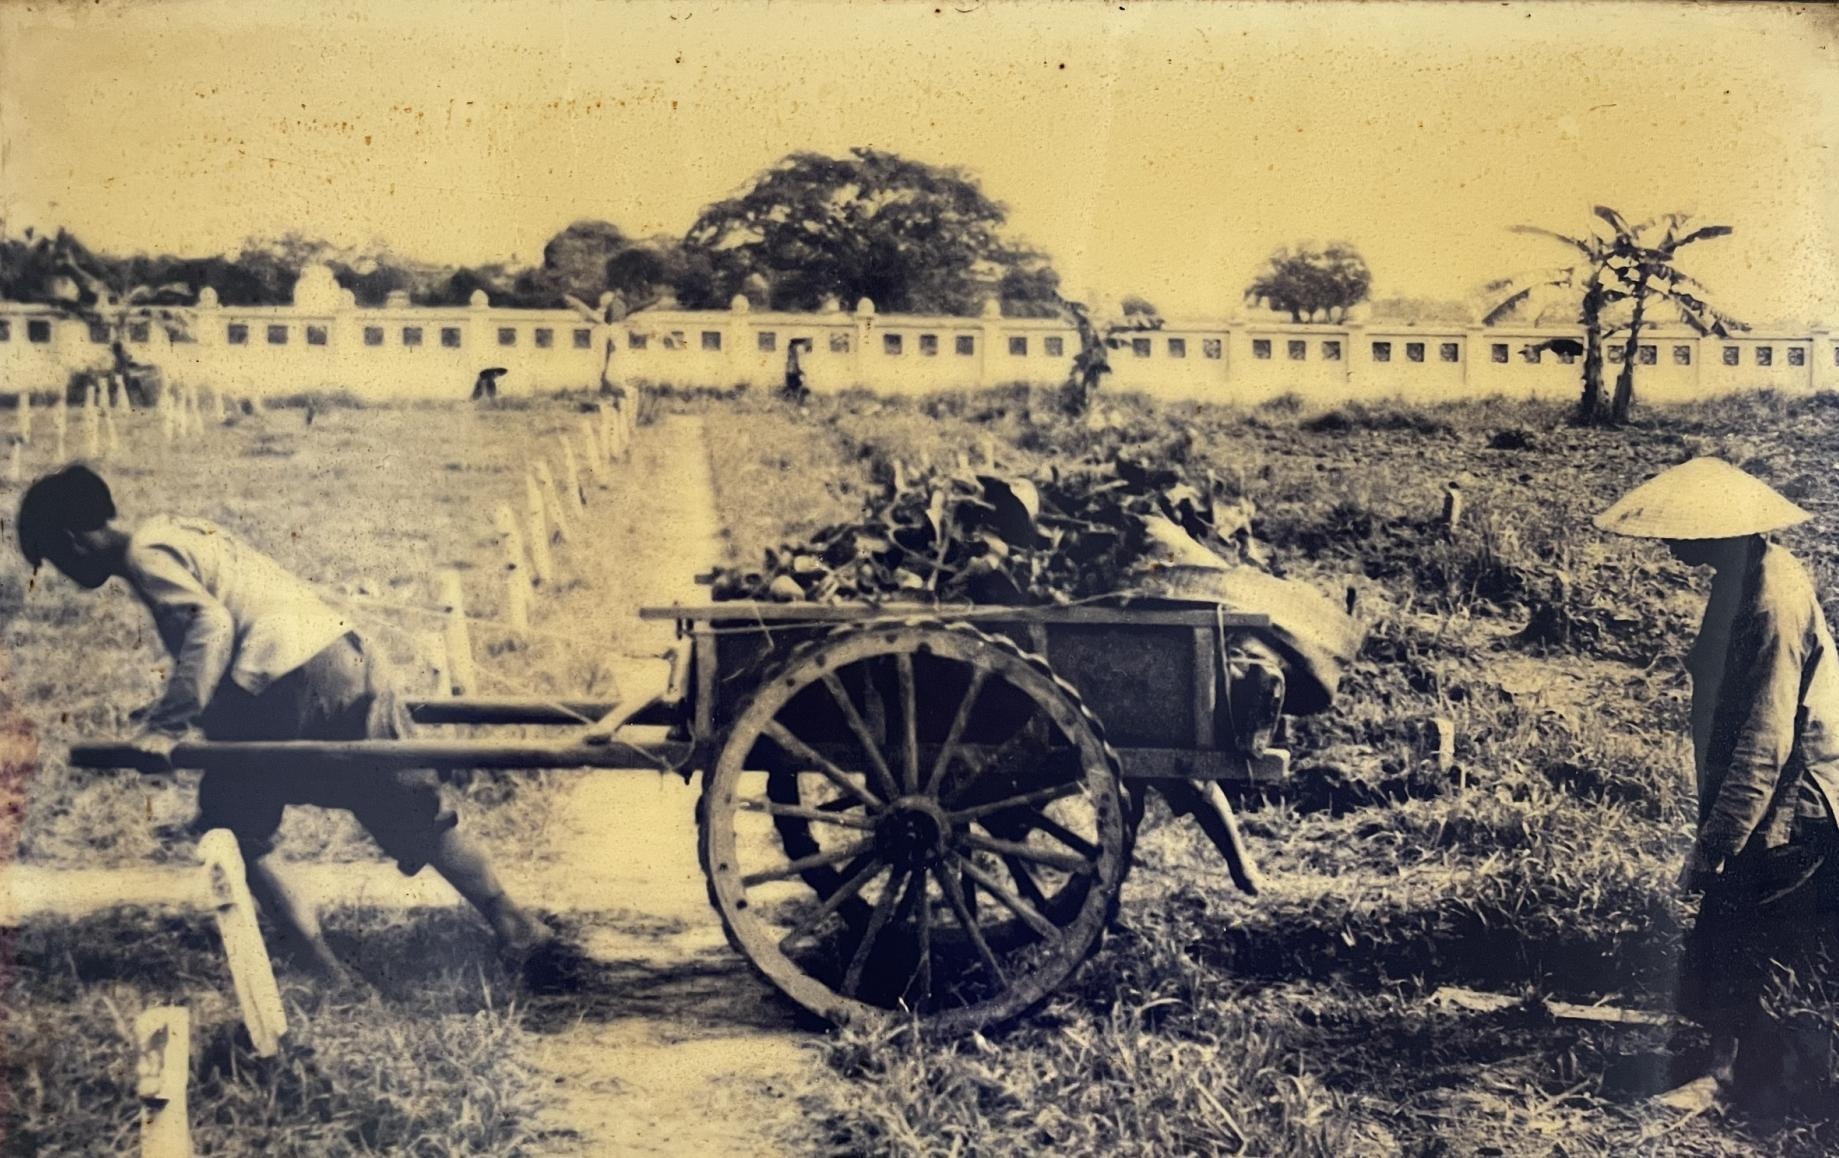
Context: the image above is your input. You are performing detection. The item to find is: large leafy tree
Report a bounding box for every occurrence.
[679,148,1056,314]
[1486,207,1742,425]
[1244,243,1372,323]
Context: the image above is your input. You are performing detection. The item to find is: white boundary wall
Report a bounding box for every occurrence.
[3,273,1834,404]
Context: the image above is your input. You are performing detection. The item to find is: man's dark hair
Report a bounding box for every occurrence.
[17,464,115,567]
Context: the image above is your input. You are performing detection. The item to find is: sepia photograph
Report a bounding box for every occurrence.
[2,0,1837,1153]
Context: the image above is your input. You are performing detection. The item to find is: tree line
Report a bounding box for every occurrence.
[0,148,1744,423]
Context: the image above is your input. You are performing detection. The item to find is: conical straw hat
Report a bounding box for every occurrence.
[1594,457,1811,539]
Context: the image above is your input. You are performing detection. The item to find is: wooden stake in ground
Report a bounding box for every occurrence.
[436,570,479,696]
[534,461,572,542]
[561,442,588,513]
[523,473,555,585]
[579,417,606,482]
[420,629,449,698]
[493,504,533,637]
[1442,483,1464,532]
[84,390,101,459]
[134,1006,192,1158]
[197,830,287,1058]
[16,393,31,446]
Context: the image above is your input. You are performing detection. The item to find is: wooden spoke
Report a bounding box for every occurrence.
[1001,854,1052,914]
[942,712,1046,806]
[740,799,876,830]
[923,667,990,796]
[899,869,933,1008]
[777,857,888,953]
[953,854,1059,941]
[762,720,883,810]
[961,832,1094,875]
[945,781,1083,823]
[897,653,920,795]
[842,870,910,997]
[934,863,1005,985]
[820,673,902,802]
[1011,809,1100,860]
[741,837,876,888]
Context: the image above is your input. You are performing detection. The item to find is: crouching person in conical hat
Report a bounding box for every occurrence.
[1597,457,1839,1114]
[17,465,579,993]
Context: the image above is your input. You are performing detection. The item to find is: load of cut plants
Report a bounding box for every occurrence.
[708,450,1262,607]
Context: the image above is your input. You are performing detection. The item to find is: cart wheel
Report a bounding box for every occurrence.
[701,620,1130,1032]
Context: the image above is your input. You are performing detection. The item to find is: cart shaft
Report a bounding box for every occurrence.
[69,734,691,774]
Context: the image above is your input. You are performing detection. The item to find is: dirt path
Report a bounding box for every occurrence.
[1,415,824,1156]
[513,414,818,1156]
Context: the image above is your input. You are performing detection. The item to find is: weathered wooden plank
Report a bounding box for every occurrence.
[197,831,287,1058]
[134,1005,192,1158]
[71,737,694,774]
[638,601,1271,629]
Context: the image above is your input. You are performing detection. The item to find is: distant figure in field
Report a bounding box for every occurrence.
[1598,457,1839,1115]
[471,366,508,402]
[783,339,810,402]
[16,465,574,991]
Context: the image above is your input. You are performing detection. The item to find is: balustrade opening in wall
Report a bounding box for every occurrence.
[886,334,904,355]
[498,327,517,346]
[700,331,722,351]
[403,326,423,347]
[364,326,384,346]
[1131,338,1152,357]
[1202,339,1221,359]
[1674,345,1692,365]
[1323,340,1342,361]
[1372,342,1391,363]
[130,322,151,343]
[88,323,108,344]
[1406,342,1424,363]
[1252,339,1272,359]
[228,324,249,345]
[1758,346,1773,366]
[920,334,939,356]
[535,328,553,348]
[27,320,49,343]
[1723,346,1740,365]
[1557,348,1577,365]
[1638,345,1657,365]
[1440,343,1460,363]
[444,327,464,349]
[1288,340,1307,361]
[1007,336,1026,356]
[1490,343,1508,363]
[1168,338,1187,358]
[268,325,288,345]
[307,325,328,346]
[1521,347,1542,364]
[628,332,648,350]
[1046,336,1066,357]
[1789,347,1806,367]
[829,332,851,353]
[0,320,10,341]
[956,335,975,356]
[573,329,591,349]
[758,331,777,352]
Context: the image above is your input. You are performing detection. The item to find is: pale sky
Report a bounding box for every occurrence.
[2,0,1836,321]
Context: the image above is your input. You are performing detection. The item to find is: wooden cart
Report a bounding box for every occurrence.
[74,601,1290,1032]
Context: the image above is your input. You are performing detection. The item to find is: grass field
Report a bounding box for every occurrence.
[1,396,648,1153]
[698,384,1839,1156]
[4,384,1839,1153]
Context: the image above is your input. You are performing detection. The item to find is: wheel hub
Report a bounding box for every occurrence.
[874,796,949,869]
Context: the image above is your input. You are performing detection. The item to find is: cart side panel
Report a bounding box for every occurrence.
[1038,622,1200,749]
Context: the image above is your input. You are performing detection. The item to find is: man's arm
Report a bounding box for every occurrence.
[128,543,236,736]
[1697,600,1810,863]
